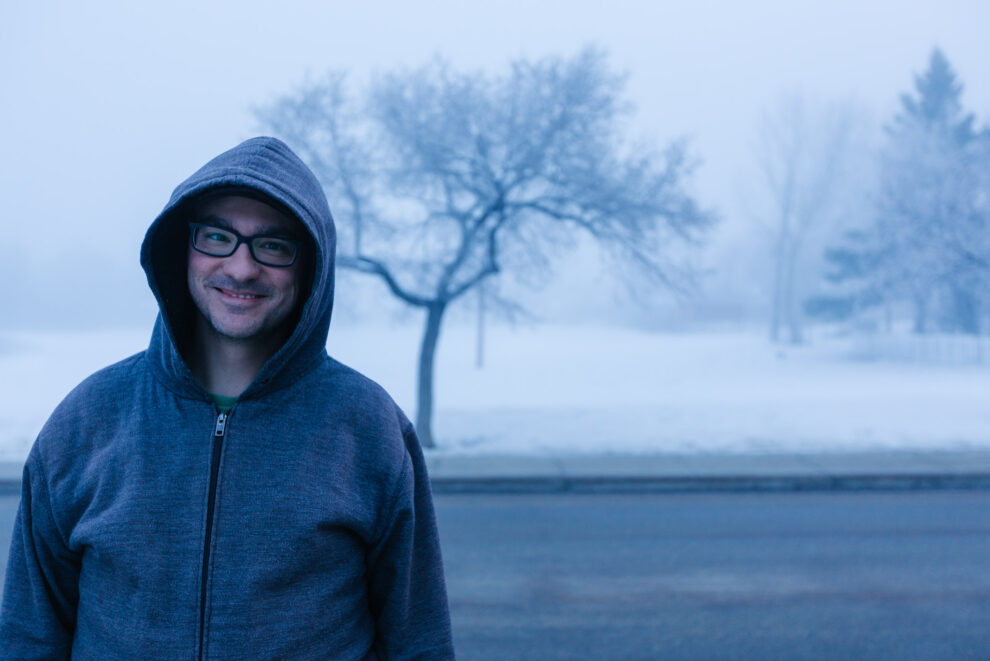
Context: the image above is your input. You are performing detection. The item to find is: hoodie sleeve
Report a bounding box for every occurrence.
[366,424,455,660]
[0,452,80,659]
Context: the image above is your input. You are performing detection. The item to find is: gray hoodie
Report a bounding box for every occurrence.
[0,137,454,660]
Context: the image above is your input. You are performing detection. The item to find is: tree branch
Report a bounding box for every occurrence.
[337,255,434,307]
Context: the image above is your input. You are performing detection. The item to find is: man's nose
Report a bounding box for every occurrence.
[222,243,262,279]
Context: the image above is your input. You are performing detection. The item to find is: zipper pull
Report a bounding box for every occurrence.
[214,411,227,437]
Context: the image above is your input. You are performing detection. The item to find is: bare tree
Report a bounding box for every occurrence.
[757,93,853,344]
[258,50,714,447]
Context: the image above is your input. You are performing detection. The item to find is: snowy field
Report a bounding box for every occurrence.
[1,324,989,462]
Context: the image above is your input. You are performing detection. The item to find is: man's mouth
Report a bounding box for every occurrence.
[214,287,265,300]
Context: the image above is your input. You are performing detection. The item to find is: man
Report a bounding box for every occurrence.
[0,137,455,659]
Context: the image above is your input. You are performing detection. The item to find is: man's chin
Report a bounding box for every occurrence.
[207,316,272,342]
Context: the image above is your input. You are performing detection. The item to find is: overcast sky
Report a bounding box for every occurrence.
[2,0,988,329]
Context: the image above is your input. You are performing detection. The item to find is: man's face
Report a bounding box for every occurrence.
[187,194,303,344]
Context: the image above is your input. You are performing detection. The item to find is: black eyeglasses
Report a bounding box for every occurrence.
[189,222,301,267]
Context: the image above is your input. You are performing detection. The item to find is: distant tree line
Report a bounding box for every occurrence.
[806,49,990,336]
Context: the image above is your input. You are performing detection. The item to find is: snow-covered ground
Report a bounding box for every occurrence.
[1,324,989,462]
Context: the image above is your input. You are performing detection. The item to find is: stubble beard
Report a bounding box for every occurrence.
[190,275,292,345]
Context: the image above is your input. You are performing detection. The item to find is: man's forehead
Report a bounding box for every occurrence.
[193,192,303,234]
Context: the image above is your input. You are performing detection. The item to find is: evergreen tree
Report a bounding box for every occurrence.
[894,48,976,144]
[809,48,989,334]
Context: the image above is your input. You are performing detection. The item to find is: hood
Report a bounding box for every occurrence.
[139,136,336,400]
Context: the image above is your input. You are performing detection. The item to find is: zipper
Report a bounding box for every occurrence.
[198,410,227,661]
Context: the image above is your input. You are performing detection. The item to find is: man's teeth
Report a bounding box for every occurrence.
[224,291,259,299]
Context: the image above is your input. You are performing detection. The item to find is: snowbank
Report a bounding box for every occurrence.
[1,325,988,462]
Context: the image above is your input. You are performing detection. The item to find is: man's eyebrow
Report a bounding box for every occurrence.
[196,214,234,230]
[196,214,300,238]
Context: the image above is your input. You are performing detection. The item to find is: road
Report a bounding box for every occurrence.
[436,491,990,660]
[2,491,989,660]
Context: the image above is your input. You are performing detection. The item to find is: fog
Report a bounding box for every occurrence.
[2,1,987,331]
[5,12,990,657]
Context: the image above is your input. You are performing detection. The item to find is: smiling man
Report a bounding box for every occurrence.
[0,137,454,660]
[185,194,306,397]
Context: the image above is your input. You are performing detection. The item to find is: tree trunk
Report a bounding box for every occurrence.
[950,284,980,335]
[783,240,803,344]
[476,284,486,369]
[913,292,929,334]
[769,226,789,343]
[416,301,447,449]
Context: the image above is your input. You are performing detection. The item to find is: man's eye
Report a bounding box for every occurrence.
[259,239,289,253]
[205,231,232,242]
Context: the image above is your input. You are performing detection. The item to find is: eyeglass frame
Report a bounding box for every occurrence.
[188,221,302,267]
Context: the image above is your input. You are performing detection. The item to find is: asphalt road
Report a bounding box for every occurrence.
[435,491,990,661]
[0,496,15,591]
[2,491,989,660]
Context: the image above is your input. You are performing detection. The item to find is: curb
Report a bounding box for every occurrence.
[4,450,990,496]
[425,450,990,494]
[4,473,985,496]
[429,472,990,494]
